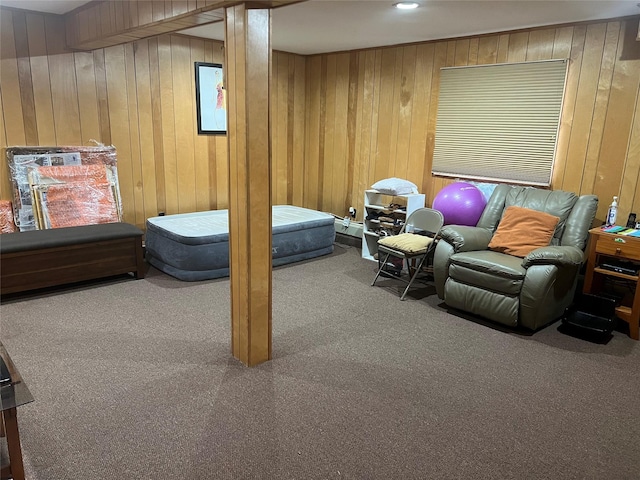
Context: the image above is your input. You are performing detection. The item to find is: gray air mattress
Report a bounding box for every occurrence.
[145,205,336,281]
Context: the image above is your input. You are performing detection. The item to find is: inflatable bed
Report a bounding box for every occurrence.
[145,205,336,281]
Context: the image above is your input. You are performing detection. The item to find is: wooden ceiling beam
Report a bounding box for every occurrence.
[64,0,303,51]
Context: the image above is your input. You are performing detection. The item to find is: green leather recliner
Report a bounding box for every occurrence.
[433,184,598,330]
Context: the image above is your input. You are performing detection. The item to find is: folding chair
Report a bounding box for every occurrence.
[371,207,444,300]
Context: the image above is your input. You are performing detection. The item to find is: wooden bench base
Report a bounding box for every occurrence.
[1,223,145,296]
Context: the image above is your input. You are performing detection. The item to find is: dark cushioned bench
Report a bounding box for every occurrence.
[0,222,145,295]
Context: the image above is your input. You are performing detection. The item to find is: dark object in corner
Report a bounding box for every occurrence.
[561,293,617,335]
[1,222,145,296]
[0,355,11,385]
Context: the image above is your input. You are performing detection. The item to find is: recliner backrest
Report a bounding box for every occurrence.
[560,194,598,249]
[476,184,597,249]
[504,187,577,246]
[476,184,511,231]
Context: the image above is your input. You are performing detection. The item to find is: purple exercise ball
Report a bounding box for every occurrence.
[433,182,487,226]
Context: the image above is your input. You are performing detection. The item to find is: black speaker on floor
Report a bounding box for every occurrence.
[561,293,617,335]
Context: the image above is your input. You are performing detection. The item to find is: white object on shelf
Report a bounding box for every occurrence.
[362,189,425,261]
[606,196,618,227]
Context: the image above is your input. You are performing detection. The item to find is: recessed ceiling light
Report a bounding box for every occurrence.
[394,2,419,10]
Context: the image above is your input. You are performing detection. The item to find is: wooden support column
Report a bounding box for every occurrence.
[225,3,272,366]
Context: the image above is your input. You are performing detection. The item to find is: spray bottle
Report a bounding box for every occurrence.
[606,196,618,227]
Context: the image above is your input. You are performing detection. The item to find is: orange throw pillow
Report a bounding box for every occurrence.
[488,206,560,257]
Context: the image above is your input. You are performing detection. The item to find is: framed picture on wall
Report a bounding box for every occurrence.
[195,62,226,135]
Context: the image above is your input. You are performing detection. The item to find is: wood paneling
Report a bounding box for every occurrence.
[304,18,640,223]
[0,8,305,229]
[1,11,26,153]
[562,23,607,195]
[303,56,321,209]
[190,38,209,212]
[2,7,640,228]
[292,54,306,205]
[595,20,640,221]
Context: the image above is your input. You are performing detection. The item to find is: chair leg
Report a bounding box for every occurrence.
[400,254,428,301]
[371,252,392,286]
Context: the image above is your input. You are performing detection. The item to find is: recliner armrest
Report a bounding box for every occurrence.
[522,245,584,268]
[439,226,493,253]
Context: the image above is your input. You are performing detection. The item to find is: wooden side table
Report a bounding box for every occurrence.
[0,343,34,480]
[583,227,640,340]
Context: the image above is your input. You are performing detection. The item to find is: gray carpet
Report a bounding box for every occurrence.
[1,244,638,479]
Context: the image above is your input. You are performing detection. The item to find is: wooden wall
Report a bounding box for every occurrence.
[0,8,306,229]
[2,8,640,228]
[304,18,640,223]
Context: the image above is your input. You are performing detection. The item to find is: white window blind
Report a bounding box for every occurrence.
[432,60,568,186]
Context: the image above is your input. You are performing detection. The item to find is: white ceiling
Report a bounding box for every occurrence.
[1,0,639,55]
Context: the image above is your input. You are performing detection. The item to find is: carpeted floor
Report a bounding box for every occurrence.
[1,243,638,479]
